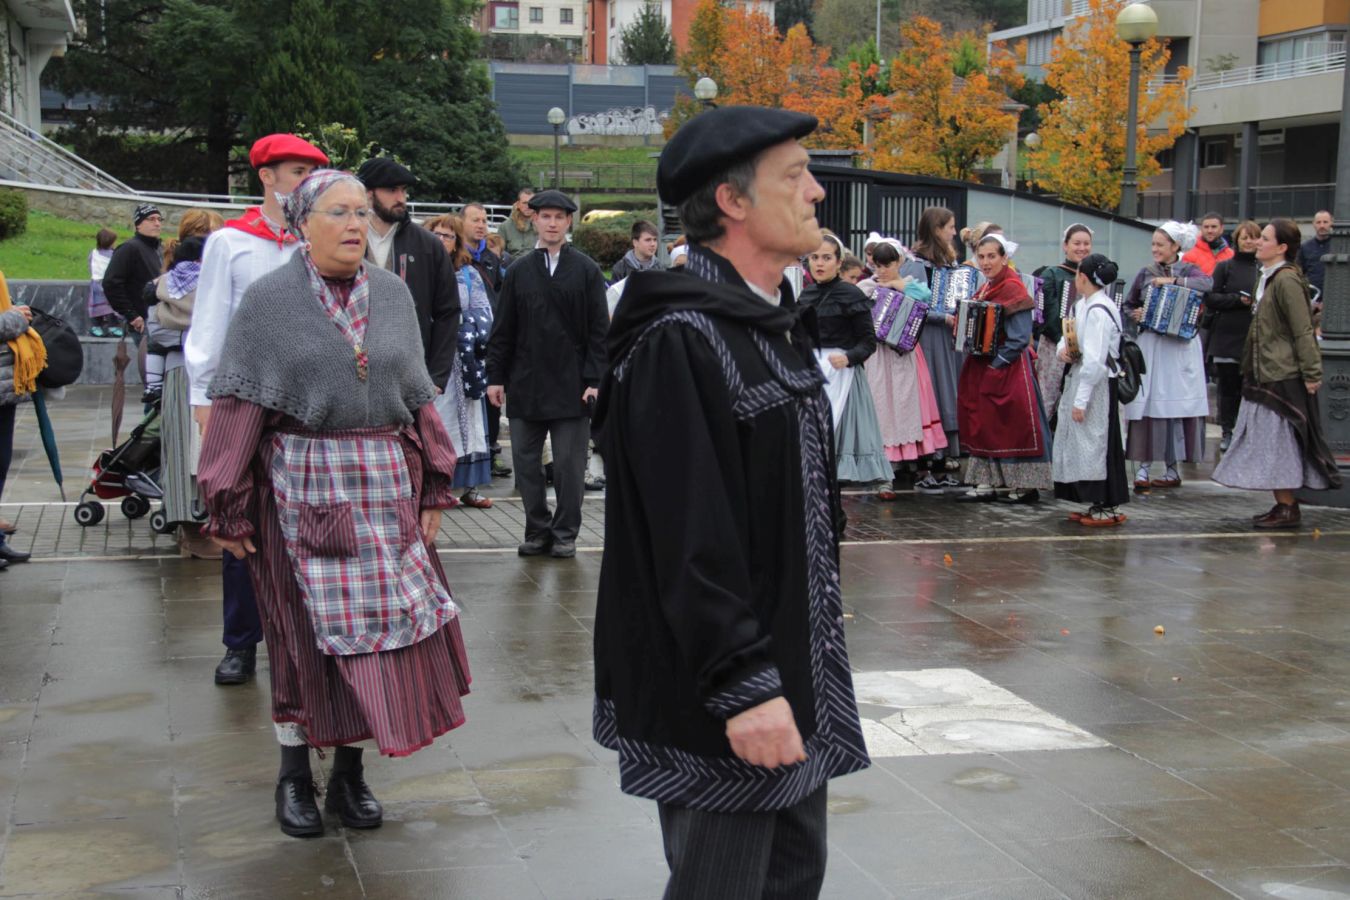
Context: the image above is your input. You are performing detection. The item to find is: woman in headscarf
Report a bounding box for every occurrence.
[1053,254,1129,527]
[1123,221,1213,492]
[1033,223,1094,417]
[1212,218,1341,528]
[0,271,42,567]
[426,214,495,509]
[901,206,965,493]
[859,240,948,499]
[197,170,471,838]
[956,234,1052,504]
[800,230,890,488]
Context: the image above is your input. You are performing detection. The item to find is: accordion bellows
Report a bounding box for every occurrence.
[872,286,929,354]
[1141,284,1204,340]
[954,299,1004,357]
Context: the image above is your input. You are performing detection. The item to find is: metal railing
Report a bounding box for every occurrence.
[1191,50,1346,91]
[0,110,135,194]
[1140,183,1336,222]
[533,164,657,194]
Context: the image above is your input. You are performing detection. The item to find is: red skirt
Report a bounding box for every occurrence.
[957,350,1049,460]
[248,435,471,757]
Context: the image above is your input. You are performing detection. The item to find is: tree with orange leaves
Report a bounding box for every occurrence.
[1028,0,1191,210]
[666,0,866,150]
[868,17,1024,182]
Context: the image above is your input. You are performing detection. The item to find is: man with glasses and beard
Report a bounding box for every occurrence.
[356,157,461,394]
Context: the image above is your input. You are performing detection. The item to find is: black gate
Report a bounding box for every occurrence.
[812,165,967,254]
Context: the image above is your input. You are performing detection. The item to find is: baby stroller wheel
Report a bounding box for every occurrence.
[149,510,175,535]
[74,501,106,527]
[122,495,151,520]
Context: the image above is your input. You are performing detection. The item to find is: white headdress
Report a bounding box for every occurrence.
[977,232,1019,257]
[1159,220,1199,252]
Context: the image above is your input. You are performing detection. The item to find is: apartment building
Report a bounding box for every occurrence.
[478,0,586,60]
[583,0,776,65]
[990,0,1348,220]
[2,0,77,130]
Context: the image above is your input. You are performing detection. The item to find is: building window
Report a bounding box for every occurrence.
[493,5,519,27]
[560,8,574,23]
[529,6,542,21]
[1201,140,1227,169]
[1156,147,1175,171]
[1258,28,1346,66]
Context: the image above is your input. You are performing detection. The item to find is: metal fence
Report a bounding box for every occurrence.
[1191,50,1346,91]
[532,164,657,194]
[1140,184,1336,222]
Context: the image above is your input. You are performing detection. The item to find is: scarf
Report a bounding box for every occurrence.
[165,261,201,299]
[0,274,46,396]
[223,206,295,247]
[1206,235,1229,254]
[302,253,371,380]
[974,265,1034,313]
[470,238,488,262]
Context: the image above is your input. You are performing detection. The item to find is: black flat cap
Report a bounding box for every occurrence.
[528,189,578,213]
[658,106,817,207]
[357,157,416,189]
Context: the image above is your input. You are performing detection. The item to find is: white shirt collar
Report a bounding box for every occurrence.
[366,222,397,269]
[745,280,780,307]
[1259,260,1286,277]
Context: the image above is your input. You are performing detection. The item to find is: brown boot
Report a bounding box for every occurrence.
[1254,503,1301,529]
[1251,503,1281,523]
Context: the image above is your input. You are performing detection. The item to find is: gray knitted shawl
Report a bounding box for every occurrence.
[207,253,436,430]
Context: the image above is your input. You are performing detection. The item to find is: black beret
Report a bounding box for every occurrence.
[357,157,417,189]
[658,106,817,207]
[528,189,578,214]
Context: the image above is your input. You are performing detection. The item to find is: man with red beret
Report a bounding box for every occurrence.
[185,133,328,687]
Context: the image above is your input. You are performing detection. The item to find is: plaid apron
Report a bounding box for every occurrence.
[267,426,457,655]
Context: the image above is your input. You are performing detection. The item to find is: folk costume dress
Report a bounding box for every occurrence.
[858,276,949,463]
[1052,290,1129,508]
[1122,261,1213,464]
[957,267,1053,491]
[900,258,969,454]
[434,265,494,489]
[1033,260,1078,419]
[1212,263,1342,492]
[199,253,471,755]
[799,276,891,484]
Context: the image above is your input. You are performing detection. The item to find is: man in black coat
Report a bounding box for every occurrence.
[1296,209,1333,296]
[102,203,164,332]
[357,158,460,389]
[486,190,607,559]
[591,108,869,898]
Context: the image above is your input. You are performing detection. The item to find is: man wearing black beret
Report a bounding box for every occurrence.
[356,157,460,391]
[591,106,870,896]
[486,189,608,558]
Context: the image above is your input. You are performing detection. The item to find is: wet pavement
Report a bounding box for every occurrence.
[2,390,1349,898]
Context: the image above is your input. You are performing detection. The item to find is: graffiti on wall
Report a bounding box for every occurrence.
[566,106,667,136]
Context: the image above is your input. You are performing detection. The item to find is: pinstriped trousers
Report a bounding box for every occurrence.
[657,785,828,900]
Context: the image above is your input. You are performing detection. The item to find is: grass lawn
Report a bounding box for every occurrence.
[0,212,131,281]
[509,144,660,171]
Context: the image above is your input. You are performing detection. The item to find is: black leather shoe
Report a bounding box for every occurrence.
[0,558,8,572]
[325,771,383,829]
[214,646,257,685]
[0,544,30,563]
[275,777,324,837]
[550,542,576,558]
[518,539,552,557]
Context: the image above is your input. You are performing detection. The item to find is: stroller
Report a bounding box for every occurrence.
[73,397,174,534]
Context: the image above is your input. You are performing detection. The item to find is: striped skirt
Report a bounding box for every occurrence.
[160,363,199,524]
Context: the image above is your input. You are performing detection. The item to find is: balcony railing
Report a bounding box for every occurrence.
[1191,50,1346,91]
[1140,183,1335,222]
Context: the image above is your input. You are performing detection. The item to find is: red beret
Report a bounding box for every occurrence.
[248,134,330,169]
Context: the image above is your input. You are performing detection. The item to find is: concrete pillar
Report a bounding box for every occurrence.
[1171,131,1198,222]
[1237,121,1259,222]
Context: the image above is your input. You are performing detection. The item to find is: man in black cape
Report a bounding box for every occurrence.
[591,106,870,897]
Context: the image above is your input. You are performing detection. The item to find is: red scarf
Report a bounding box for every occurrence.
[223,206,295,247]
[974,265,1034,314]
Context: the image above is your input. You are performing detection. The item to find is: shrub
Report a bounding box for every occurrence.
[572,209,659,270]
[0,189,28,241]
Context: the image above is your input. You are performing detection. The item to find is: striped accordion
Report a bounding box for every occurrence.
[1059,280,1079,321]
[954,299,1005,357]
[930,266,978,316]
[1141,283,1204,340]
[1023,274,1046,326]
[871,285,929,354]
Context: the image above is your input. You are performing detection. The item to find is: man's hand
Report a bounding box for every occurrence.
[192,405,212,437]
[420,508,441,544]
[213,535,256,560]
[1071,407,1086,423]
[487,385,506,407]
[725,696,806,769]
[130,316,145,333]
[16,306,32,323]
[582,387,599,403]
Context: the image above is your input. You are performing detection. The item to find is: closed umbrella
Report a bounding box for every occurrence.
[110,336,130,445]
[30,391,66,501]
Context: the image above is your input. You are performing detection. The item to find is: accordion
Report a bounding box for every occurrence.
[930,266,978,316]
[1059,280,1079,321]
[871,286,929,353]
[954,299,1005,357]
[1023,274,1046,326]
[1141,283,1204,340]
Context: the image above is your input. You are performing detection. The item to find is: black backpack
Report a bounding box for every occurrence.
[1086,301,1145,404]
[29,309,85,389]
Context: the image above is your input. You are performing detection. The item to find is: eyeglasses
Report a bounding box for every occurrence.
[314,207,372,222]
[433,231,455,240]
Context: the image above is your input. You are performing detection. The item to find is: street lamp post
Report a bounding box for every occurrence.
[694,77,718,109]
[1025,131,1041,192]
[1115,3,1158,219]
[547,106,566,190]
